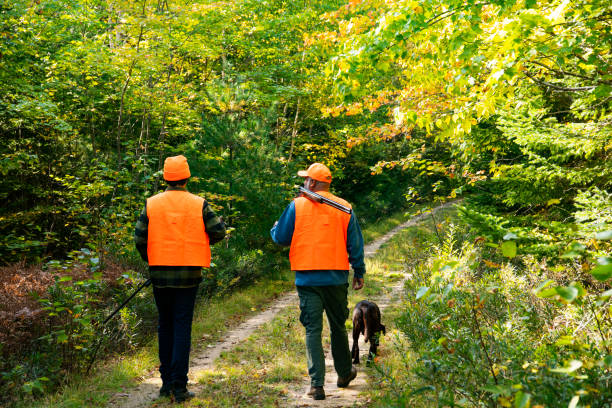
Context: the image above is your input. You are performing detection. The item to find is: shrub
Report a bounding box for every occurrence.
[375,221,612,407]
[0,249,151,405]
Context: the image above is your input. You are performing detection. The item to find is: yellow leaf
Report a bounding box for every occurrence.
[547,198,560,206]
[498,396,512,407]
[338,59,350,73]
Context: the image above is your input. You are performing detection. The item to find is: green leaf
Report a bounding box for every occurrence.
[597,256,612,265]
[501,241,517,258]
[514,391,531,408]
[537,288,558,298]
[546,198,560,206]
[376,60,390,72]
[595,230,612,240]
[482,384,512,396]
[562,242,586,258]
[555,286,578,302]
[58,276,72,282]
[569,242,586,252]
[416,286,429,300]
[593,84,611,98]
[550,359,582,374]
[569,281,586,298]
[590,264,612,281]
[603,355,612,367]
[535,280,558,298]
[555,335,574,346]
[535,280,554,292]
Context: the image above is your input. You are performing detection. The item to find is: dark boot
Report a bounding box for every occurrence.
[337,365,357,388]
[172,384,195,403]
[159,383,172,398]
[307,386,325,400]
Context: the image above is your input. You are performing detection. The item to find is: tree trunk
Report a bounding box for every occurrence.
[115,25,144,171]
[288,97,301,162]
[153,111,168,192]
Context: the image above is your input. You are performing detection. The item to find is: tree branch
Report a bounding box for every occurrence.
[524,71,596,92]
[472,300,498,385]
[529,60,612,85]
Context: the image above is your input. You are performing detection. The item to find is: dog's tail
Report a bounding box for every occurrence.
[362,312,369,342]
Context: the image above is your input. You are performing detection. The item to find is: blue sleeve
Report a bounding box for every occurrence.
[270,202,295,246]
[347,211,366,278]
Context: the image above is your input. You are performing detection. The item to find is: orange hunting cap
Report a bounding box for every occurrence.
[297,163,332,183]
[163,155,191,181]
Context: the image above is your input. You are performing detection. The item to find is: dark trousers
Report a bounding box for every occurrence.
[153,285,198,388]
[296,284,352,387]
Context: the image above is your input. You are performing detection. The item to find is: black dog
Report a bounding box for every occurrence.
[351,300,386,364]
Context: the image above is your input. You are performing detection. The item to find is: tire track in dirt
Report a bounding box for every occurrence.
[107,201,459,408]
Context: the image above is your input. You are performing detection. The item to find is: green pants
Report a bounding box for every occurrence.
[296,284,352,387]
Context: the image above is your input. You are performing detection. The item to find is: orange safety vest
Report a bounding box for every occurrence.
[289,191,352,271]
[146,190,211,267]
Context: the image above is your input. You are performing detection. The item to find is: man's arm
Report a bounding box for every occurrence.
[203,201,227,245]
[270,202,295,246]
[347,211,365,289]
[134,204,149,262]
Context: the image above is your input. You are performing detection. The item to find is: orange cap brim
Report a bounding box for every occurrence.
[297,170,308,177]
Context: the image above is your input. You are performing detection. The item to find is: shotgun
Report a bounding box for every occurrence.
[86,278,152,374]
[298,186,352,214]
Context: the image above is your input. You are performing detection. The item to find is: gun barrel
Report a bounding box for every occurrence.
[299,187,352,214]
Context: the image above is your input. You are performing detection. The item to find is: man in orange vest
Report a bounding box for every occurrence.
[271,163,365,400]
[134,155,226,402]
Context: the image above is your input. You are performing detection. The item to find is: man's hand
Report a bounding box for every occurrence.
[352,277,364,291]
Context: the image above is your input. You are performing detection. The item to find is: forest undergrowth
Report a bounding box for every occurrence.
[368,207,611,408]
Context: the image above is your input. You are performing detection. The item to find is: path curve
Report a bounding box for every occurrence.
[107,201,459,407]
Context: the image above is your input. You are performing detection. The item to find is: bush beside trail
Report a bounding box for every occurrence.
[0,251,140,403]
[369,209,612,407]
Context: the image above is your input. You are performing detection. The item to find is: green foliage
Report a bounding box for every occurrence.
[315,0,611,272]
[1,0,409,265]
[375,217,612,407]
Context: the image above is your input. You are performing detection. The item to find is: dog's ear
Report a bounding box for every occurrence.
[380,324,386,335]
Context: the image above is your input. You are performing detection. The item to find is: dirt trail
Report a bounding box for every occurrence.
[107,202,457,408]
